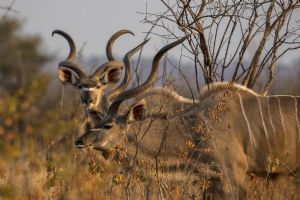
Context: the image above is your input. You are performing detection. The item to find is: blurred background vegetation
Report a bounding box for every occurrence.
[0,18,112,199]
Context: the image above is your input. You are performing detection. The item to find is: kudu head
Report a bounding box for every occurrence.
[83,38,150,126]
[52,29,134,110]
[75,36,190,159]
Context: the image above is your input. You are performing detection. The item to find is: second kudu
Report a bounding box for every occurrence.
[53,30,151,131]
[75,37,300,198]
[52,29,135,112]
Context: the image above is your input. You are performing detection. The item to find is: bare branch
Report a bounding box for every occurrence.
[141,0,300,91]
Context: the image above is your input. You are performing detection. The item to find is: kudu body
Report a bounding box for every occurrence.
[76,36,299,198]
[77,82,300,198]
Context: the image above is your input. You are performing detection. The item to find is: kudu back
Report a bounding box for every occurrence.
[76,36,300,198]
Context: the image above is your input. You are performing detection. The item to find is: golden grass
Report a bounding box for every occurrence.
[0,136,298,199]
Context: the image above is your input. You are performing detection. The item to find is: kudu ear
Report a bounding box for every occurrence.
[125,99,147,122]
[58,67,81,85]
[88,109,105,122]
[100,66,123,85]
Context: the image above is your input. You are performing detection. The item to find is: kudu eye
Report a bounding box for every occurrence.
[103,124,113,129]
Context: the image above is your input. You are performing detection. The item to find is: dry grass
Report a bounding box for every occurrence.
[0,127,298,200]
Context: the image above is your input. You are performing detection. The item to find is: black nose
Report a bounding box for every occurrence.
[75,139,84,148]
[83,99,93,105]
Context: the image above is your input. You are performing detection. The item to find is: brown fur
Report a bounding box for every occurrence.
[77,82,300,198]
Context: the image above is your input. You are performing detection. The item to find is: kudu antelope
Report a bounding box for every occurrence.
[53,30,192,114]
[53,30,152,132]
[76,41,300,198]
[52,29,135,112]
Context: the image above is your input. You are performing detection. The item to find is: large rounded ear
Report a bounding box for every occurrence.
[88,109,104,121]
[58,66,82,85]
[100,66,123,85]
[125,99,147,123]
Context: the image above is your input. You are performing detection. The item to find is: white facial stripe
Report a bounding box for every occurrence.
[91,128,101,131]
[82,87,97,91]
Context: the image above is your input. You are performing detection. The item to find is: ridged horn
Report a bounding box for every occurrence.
[52,30,76,62]
[107,38,150,102]
[106,30,135,61]
[107,35,190,117]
